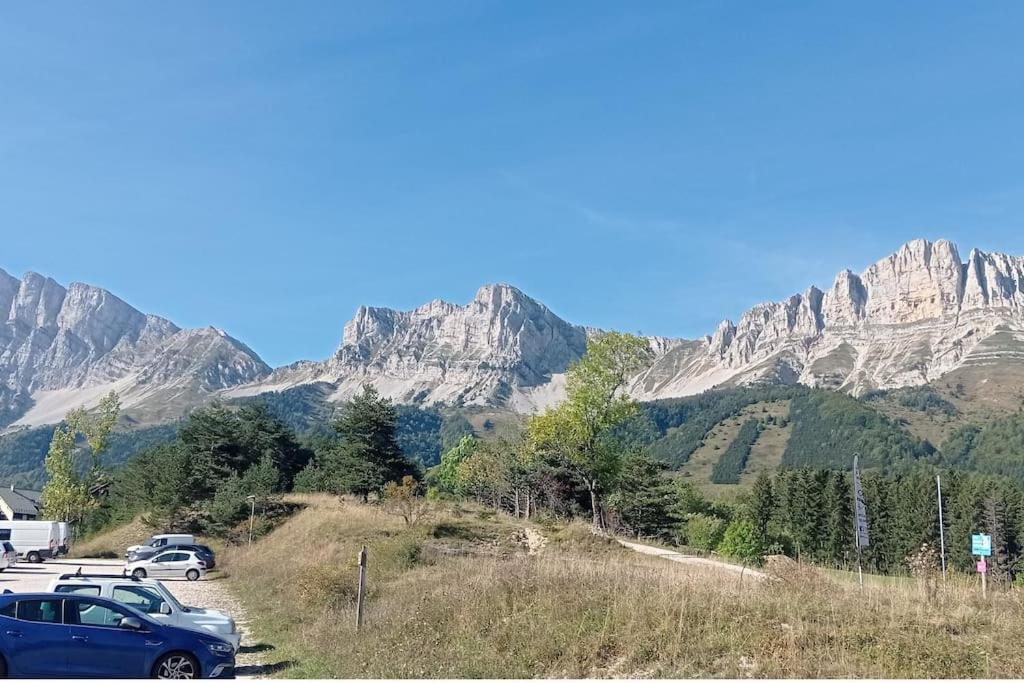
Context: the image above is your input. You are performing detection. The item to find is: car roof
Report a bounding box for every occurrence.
[0,591,148,608]
[51,576,162,586]
[151,549,196,557]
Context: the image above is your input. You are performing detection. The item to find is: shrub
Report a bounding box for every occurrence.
[716,519,764,564]
[296,564,358,608]
[685,514,726,551]
[382,476,432,526]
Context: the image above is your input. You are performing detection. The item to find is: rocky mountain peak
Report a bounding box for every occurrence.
[0,269,270,428]
[635,238,1024,400]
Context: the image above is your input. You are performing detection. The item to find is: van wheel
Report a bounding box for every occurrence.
[0,653,7,677]
[153,652,198,679]
[27,551,41,564]
[132,568,147,579]
[185,569,200,582]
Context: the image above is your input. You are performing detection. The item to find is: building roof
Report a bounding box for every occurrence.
[0,485,42,517]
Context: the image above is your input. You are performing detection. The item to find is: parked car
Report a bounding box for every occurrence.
[126,533,196,558]
[0,542,16,571]
[125,550,207,581]
[0,591,234,678]
[128,543,216,569]
[0,520,61,563]
[47,572,240,651]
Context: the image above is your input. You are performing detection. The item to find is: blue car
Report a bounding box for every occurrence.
[0,592,234,678]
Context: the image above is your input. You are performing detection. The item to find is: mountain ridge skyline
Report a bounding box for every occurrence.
[3,235,1006,368]
[4,236,1024,429]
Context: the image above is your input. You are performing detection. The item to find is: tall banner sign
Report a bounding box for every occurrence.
[853,455,870,548]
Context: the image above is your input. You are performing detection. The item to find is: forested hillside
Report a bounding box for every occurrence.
[0,423,179,488]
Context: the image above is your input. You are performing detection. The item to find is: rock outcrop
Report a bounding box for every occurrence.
[232,284,587,410]
[6,238,1024,426]
[631,239,1024,398]
[0,270,270,428]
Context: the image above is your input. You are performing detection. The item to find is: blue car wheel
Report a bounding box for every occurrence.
[153,652,198,679]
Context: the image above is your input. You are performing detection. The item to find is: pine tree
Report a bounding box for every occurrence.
[749,472,775,546]
[889,469,940,569]
[329,385,417,500]
[605,453,681,539]
[860,471,893,572]
[946,472,983,572]
[821,471,852,567]
[982,495,1011,582]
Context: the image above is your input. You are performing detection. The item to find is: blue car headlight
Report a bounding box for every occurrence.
[205,640,234,656]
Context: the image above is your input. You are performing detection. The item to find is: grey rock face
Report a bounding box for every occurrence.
[236,283,588,409]
[632,239,1024,398]
[8,237,1024,425]
[0,269,270,428]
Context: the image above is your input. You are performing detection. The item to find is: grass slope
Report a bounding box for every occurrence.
[678,401,790,497]
[220,494,1024,678]
[740,402,792,484]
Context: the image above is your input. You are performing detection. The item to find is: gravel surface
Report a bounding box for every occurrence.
[162,576,271,678]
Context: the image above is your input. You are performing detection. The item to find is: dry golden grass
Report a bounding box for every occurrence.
[70,517,158,558]
[221,494,1024,678]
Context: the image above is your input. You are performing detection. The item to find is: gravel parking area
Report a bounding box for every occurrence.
[0,558,272,678]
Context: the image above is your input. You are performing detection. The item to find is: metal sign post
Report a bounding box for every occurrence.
[936,475,947,580]
[972,533,991,599]
[852,454,870,588]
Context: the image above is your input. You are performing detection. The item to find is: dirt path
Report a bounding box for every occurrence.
[617,539,768,580]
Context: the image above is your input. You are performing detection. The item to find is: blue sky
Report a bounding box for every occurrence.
[3,2,1024,367]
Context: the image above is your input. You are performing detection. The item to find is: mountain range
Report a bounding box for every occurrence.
[3,238,1024,431]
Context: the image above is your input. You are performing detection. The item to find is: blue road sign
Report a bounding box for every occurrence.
[972,533,992,557]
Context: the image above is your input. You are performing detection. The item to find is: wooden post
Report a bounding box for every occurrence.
[356,546,368,629]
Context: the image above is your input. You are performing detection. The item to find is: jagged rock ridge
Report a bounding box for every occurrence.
[0,270,271,428]
[631,239,1024,398]
[230,283,588,410]
[6,238,1024,427]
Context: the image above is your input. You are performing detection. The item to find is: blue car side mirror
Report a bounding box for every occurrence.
[119,617,147,631]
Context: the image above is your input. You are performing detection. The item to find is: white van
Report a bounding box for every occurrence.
[0,521,61,563]
[57,522,70,555]
[126,533,195,557]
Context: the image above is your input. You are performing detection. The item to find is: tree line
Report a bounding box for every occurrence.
[45,331,1024,584]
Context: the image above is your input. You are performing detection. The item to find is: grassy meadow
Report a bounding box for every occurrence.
[219,493,1024,678]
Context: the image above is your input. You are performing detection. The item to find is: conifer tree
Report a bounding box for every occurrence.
[749,472,775,546]
[328,385,417,501]
[606,452,681,539]
[821,471,852,567]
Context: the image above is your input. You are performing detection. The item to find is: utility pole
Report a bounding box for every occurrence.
[936,475,947,580]
[246,495,256,547]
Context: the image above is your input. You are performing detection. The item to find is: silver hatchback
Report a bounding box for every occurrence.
[124,549,207,581]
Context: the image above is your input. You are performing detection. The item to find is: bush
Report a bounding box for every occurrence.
[685,514,726,551]
[716,519,764,564]
[296,564,358,607]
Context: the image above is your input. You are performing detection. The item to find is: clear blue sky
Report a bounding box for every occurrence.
[3,2,1024,367]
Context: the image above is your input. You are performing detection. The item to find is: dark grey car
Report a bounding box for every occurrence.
[127,543,216,569]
